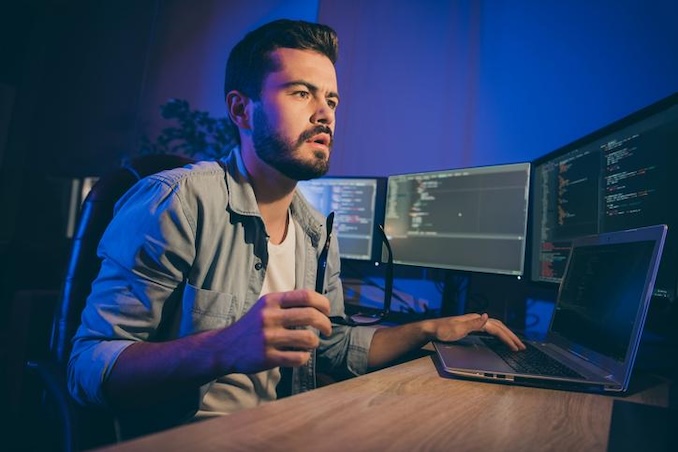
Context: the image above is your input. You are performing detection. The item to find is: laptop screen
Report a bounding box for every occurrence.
[551,240,656,362]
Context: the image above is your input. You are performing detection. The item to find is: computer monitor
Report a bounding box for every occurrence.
[529,92,678,309]
[383,162,531,275]
[296,176,386,261]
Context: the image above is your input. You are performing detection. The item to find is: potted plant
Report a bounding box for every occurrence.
[139,98,238,159]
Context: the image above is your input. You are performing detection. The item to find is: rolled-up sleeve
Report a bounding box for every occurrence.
[320,323,377,376]
[68,176,195,407]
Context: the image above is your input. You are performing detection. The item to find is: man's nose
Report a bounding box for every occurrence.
[311,101,335,125]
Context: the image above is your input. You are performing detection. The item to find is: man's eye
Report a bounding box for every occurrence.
[294,91,310,99]
[327,99,338,110]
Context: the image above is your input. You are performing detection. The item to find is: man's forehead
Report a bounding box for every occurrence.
[266,48,338,88]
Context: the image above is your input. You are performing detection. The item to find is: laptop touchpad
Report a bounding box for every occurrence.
[438,337,514,373]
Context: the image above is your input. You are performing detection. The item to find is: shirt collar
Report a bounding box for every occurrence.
[220,148,324,247]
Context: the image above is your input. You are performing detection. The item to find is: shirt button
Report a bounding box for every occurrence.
[255,262,263,270]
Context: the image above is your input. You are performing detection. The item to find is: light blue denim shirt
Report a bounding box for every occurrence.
[67,149,376,419]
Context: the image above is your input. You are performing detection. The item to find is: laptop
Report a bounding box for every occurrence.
[433,224,668,393]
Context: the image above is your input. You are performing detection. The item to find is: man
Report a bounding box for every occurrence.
[69,18,524,436]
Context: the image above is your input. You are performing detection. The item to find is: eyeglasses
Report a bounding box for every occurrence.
[325,221,394,326]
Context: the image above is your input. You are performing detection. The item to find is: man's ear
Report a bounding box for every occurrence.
[226,90,252,129]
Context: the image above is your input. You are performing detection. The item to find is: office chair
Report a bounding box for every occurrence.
[26,154,195,452]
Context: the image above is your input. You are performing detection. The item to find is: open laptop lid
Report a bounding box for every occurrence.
[545,224,668,390]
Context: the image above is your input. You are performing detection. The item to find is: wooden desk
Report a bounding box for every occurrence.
[97,351,670,452]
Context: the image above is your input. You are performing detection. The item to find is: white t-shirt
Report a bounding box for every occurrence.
[260,211,296,295]
[198,211,296,416]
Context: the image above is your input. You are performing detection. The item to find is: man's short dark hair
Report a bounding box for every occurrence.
[224,19,339,101]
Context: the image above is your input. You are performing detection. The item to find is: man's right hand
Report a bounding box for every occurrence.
[104,289,332,407]
[215,289,332,374]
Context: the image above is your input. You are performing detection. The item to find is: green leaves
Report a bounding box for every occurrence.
[139,99,238,159]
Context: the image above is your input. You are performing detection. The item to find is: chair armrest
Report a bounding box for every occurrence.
[26,360,119,451]
[26,359,79,452]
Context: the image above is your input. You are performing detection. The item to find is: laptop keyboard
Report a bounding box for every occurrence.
[481,337,585,379]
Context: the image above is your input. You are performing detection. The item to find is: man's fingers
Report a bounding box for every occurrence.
[268,349,313,368]
[268,326,322,350]
[455,312,486,323]
[483,318,526,351]
[276,307,332,336]
[276,289,331,315]
[456,312,525,351]
[263,290,332,336]
[460,312,489,332]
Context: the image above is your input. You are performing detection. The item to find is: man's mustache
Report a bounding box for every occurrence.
[298,125,333,146]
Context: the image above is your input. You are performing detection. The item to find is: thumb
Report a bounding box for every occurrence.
[473,313,489,333]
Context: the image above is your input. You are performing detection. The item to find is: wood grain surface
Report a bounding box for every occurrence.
[97,352,670,452]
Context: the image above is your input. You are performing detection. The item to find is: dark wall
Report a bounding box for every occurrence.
[6,1,158,177]
[0,1,160,318]
[0,0,321,343]
[320,0,678,175]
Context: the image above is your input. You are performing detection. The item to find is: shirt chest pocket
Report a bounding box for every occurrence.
[180,283,241,334]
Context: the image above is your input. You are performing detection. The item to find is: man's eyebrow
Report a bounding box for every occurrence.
[284,80,340,102]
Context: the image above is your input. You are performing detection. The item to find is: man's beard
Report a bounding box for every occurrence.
[252,105,332,181]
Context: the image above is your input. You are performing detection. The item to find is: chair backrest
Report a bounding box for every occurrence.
[50,154,195,367]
